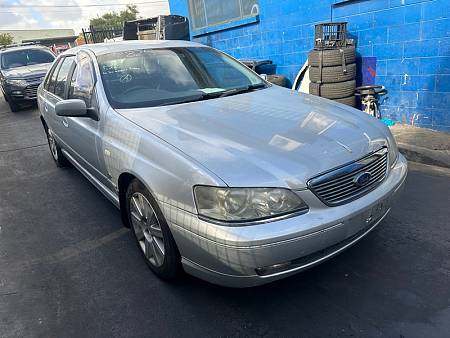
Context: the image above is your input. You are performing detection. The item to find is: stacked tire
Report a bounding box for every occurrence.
[266,74,289,87]
[308,46,357,107]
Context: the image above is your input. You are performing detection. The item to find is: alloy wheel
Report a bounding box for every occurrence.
[47,131,58,161]
[130,192,165,267]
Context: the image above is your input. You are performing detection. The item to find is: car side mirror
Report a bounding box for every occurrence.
[260,74,268,81]
[55,99,98,120]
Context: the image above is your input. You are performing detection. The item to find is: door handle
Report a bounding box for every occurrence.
[62,118,69,128]
[44,103,48,112]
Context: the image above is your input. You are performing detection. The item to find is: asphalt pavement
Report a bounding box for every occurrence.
[1,98,449,338]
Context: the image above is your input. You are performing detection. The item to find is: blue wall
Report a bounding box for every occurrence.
[169,0,450,132]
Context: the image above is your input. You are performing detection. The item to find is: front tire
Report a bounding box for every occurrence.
[46,128,71,167]
[126,179,181,280]
[8,98,20,112]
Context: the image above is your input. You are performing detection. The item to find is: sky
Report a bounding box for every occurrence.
[0,0,170,34]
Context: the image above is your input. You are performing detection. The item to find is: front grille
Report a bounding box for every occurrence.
[308,148,388,206]
[26,76,44,83]
[24,84,39,98]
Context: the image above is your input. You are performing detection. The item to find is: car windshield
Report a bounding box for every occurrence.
[97,47,267,109]
[1,49,55,70]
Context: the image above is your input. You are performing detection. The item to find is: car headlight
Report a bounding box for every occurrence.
[194,186,309,224]
[6,79,27,87]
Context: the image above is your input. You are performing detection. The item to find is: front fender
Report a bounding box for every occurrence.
[102,109,225,216]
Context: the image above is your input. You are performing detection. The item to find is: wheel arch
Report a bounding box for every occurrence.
[117,171,161,228]
[40,115,48,133]
[117,172,136,228]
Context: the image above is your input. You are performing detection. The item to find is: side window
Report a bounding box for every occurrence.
[68,53,95,106]
[54,56,75,98]
[45,59,63,93]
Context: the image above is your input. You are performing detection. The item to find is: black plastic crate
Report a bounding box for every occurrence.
[314,22,347,49]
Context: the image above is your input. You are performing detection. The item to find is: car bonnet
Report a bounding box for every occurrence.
[116,86,390,189]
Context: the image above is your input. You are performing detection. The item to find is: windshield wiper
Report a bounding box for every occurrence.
[151,83,268,107]
[198,83,267,100]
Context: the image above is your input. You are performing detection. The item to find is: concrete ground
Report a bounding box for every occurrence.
[390,124,450,169]
[1,99,450,338]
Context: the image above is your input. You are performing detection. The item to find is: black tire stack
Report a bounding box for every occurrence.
[308,42,357,107]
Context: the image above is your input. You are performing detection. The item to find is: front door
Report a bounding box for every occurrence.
[60,52,102,178]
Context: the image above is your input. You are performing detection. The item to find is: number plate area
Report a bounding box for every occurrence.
[366,198,389,225]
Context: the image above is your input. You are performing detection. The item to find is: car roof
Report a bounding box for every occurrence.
[63,40,206,57]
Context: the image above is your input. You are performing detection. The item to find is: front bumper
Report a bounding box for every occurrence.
[163,154,408,287]
[4,82,41,101]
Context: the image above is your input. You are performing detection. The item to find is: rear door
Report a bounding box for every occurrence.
[41,56,71,141]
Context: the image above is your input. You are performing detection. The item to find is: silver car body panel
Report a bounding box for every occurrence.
[116,86,392,190]
[37,41,407,287]
[167,155,407,287]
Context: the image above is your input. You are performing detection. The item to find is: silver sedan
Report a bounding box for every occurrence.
[37,41,407,287]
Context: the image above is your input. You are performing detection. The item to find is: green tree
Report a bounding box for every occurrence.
[89,4,139,28]
[0,33,13,47]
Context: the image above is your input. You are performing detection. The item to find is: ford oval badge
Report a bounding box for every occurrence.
[353,172,372,187]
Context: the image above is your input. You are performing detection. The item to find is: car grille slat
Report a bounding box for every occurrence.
[313,157,387,195]
[25,84,39,98]
[312,154,386,191]
[319,161,387,199]
[26,76,43,83]
[308,148,388,206]
[326,168,387,203]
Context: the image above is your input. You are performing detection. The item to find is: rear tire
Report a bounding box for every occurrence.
[126,179,182,281]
